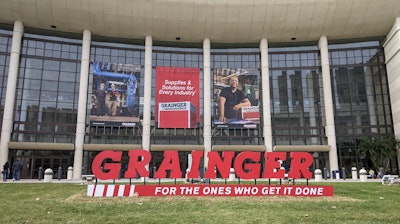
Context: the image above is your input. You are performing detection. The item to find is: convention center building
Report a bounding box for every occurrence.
[0,0,400,179]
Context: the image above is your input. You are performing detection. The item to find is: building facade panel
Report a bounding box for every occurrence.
[385,18,400,141]
[0,14,399,178]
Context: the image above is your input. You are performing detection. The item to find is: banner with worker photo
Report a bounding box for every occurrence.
[213,68,260,128]
[90,62,141,127]
[155,66,200,128]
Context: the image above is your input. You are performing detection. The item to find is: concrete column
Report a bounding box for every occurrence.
[307,73,319,168]
[318,36,339,174]
[73,29,91,180]
[307,73,318,144]
[260,39,273,152]
[383,17,400,169]
[364,67,378,134]
[142,36,152,152]
[0,21,24,167]
[203,38,211,171]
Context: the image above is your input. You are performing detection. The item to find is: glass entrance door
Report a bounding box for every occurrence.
[9,150,73,179]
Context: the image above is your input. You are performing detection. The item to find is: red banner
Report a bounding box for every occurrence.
[155,67,200,128]
[88,184,334,197]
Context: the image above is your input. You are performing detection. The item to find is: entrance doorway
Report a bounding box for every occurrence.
[9,150,73,179]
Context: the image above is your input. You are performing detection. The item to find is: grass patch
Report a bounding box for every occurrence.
[0,182,399,223]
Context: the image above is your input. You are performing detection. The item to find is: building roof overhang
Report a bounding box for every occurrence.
[0,0,398,44]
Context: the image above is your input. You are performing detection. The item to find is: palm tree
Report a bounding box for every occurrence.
[357,134,399,175]
[376,135,400,174]
[357,136,378,169]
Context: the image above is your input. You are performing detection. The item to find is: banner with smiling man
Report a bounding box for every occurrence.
[155,66,200,128]
[213,68,260,128]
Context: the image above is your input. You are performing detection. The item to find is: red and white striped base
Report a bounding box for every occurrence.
[87,185,136,197]
[87,184,334,197]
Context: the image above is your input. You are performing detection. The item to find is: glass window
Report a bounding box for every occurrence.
[26,58,43,69]
[269,46,323,145]
[58,82,75,92]
[329,41,392,169]
[43,60,60,71]
[41,80,58,91]
[60,62,76,72]
[25,79,41,89]
[24,68,42,79]
[12,33,81,143]
[42,70,59,81]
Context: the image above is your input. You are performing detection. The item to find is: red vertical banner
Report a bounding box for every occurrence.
[155,67,200,128]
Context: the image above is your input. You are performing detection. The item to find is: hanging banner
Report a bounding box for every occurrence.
[213,68,260,128]
[90,62,141,127]
[155,66,200,128]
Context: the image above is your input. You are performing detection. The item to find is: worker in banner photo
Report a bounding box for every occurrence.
[218,76,251,123]
[106,83,121,116]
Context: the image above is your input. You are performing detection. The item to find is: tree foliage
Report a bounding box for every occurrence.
[357,134,399,174]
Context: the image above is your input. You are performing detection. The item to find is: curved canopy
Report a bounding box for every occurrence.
[0,0,399,44]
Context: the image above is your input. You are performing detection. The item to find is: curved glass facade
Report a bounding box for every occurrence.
[0,28,396,178]
[328,42,393,169]
[12,34,82,143]
[0,30,12,131]
[269,46,325,146]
